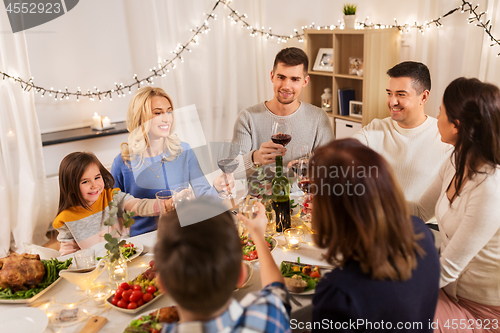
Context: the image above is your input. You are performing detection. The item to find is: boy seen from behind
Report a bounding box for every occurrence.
[154,198,291,333]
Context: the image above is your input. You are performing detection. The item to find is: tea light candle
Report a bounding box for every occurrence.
[284,228,304,250]
[85,284,111,307]
[93,292,107,303]
[92,113,101,128]
[101,116,111,127]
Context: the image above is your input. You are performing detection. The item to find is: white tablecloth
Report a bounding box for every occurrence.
[0,221,327,333]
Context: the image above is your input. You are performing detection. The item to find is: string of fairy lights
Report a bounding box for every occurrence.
[0,0,498,102]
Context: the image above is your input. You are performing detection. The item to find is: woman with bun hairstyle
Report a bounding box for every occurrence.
[410,77,500,331]
[111,87,232,236]
[310,138,440,332]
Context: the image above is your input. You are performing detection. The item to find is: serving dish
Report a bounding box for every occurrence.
[0,258,72,304]
[106,263,162,314]
[280,261,332,295]
[241,236,277,263]
[122,306,179,333]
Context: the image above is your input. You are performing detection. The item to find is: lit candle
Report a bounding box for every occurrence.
[92,113,101,128]
[288,238,300,249]
[285,228,304,250]
[101,116,111,127]
[94,292,107,302]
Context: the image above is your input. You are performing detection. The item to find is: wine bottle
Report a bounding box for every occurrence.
[272,154,291,232]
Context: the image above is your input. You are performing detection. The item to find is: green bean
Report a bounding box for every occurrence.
[0,258,73,300]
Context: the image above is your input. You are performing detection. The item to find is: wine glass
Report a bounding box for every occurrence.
[290,143,310,182]
[296,158,312,222]
[172,185,195,208]
[217,141,240,199]
[270,119,292,172]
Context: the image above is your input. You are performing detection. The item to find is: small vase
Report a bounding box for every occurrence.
[343,15,357,29]
[106,254,129,288]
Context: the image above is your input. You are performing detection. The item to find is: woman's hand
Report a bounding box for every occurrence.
[237,202,267,237]
[214,172,235,192]
[163,197,174,212]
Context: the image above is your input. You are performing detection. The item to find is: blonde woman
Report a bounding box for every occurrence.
[111,87,231,236]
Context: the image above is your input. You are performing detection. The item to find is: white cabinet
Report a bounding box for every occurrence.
[335,118,361,139]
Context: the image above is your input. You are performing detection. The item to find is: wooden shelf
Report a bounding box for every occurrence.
[309,70,334,77]
[304,28,401,127]
[334,74,363,80]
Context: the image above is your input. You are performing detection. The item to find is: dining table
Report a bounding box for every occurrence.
[0,212,329,333]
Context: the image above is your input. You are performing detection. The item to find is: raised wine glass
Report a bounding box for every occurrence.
[296,157,312,222]
[290,143,310,181]
[270,119,292,173]
[217,141,240,199]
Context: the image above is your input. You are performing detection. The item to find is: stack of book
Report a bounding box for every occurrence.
[337,89,355,116]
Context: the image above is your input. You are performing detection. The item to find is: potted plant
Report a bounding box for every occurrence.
[102,190,136,286]
[343,3,357,29]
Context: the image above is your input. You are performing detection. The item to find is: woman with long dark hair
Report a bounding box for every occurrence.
[310,139,440,332]
[411,77,500,331]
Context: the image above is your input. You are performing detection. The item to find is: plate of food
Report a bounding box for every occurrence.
[280,261,330,295]
[107,260,163,314]
[0,253,73,303]
[241,235,277,262]
[123,306,179,333]
[95,240,143,262]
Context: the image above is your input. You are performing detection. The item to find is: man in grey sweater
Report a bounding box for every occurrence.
[232,47,334,175]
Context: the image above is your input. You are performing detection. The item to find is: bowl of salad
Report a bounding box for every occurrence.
[240,235,277,262]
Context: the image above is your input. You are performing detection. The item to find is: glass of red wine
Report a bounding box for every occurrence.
[270,119,292,172]
[217,141,240,199]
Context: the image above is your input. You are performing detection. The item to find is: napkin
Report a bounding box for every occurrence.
[23,243,61,260]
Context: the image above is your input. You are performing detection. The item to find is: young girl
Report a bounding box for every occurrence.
[53,152,169,255]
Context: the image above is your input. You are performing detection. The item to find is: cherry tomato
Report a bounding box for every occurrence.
[122,290,133,302]
[146,285,156,294]
[310,271,320,278]
[111,297,119,306]
[127,302,138,310]
[243,255,250,261]
[117,300,128,309]
[142,292,153,303]
[129,243,134,247]
[119,282,131,290]
[115,287,124,299]
[249,250,258,260]
[132,285,142,291]
[130,290,144,302]
[137,299,145,307]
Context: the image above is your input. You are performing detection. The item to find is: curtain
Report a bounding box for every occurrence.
[0,9,49,255]
[128,0,274,143]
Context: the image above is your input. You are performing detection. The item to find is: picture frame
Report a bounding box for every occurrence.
[313,48,334,72]
[349,101,363,118]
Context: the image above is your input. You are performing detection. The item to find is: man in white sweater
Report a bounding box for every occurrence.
[353,61,452,204]
[232,47,334,174]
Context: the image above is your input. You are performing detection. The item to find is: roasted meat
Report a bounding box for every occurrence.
[0,253,45,291]
[150,306,179,323]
